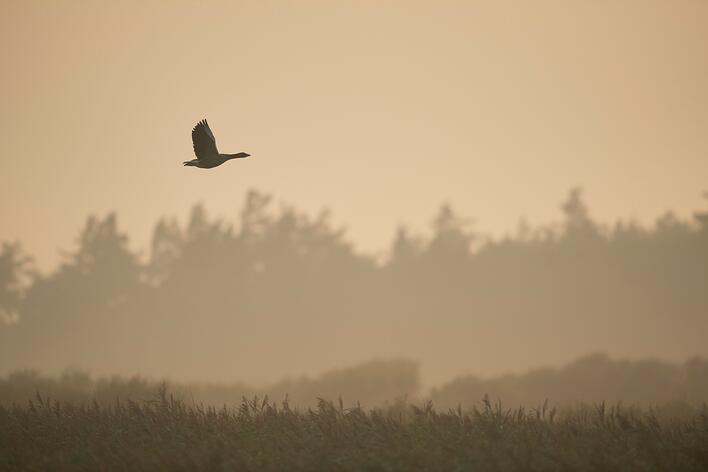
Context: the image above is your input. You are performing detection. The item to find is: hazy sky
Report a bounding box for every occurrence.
[2,0,707,269]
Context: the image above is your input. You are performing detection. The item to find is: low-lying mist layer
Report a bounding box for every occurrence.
[2,354,706,409]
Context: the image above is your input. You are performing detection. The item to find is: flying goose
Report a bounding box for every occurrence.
[183,119,250,168]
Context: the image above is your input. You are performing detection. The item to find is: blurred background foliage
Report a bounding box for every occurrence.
[1,187,707,405]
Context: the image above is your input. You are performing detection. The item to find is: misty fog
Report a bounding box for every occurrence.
[2,188,707,400]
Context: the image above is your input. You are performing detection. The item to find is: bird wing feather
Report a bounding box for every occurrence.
[192,119,219,160]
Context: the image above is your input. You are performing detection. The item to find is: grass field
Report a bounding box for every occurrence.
[1,389,707,471]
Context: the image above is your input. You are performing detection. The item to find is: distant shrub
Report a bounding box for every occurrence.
[0,358,420,409]
[431,353,708,409]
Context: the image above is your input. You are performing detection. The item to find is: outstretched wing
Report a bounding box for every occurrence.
[192,119,219,160]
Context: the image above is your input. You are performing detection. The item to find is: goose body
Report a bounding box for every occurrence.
[183,119,250,168]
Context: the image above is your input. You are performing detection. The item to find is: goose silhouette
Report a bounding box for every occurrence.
[183,119,250,168]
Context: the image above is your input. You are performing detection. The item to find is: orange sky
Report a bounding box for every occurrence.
[2,0,707,269]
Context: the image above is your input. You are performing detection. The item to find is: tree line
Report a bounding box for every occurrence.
[1,188,707,384]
